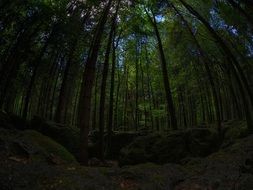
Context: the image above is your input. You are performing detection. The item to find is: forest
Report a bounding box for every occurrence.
[0,0,253,189]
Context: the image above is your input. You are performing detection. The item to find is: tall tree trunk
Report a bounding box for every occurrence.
[22,29,54,119]
[146,10,178,130]
[179,0,253,131]
[77,0,112,165]
[98,11,117,161]
[55,44,76,123]
[135,39,139,131]
[55,11,90,124]
[0,22,41,109]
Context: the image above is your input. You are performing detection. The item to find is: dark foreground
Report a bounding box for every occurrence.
[0,112,252,190]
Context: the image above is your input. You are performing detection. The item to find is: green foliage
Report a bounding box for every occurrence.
[0,0,252,132]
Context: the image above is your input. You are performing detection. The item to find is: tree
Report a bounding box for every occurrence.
[146,9,178,130]
[77,0,113,165]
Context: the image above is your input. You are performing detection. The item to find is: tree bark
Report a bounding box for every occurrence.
[146,10,178,130]
[77,0,112,165]
[98,10,117,161]
[178,0,253,131]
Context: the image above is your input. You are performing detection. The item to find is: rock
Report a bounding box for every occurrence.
[0,113,148,162]
[0,160,185,190]
[30,116,80,159]
[185,128,220,157]
[175,134,253,190]
[87,130,101,158]
[151,131,188,164]
[107,131,142,159]
[116,163,186,190]
[88,130,142,159]
[0,161,117,190]
[29,118,140,161]
[119,128,221,166]
[222,120,248,142]
[0,128,77,164]
[0,128,252,190]
[119,133,162,166]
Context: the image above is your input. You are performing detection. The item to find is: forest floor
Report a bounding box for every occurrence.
[0,112,252,190]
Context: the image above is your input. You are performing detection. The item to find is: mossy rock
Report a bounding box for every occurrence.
[119,133,163,166]
[119,128,221,166]
[186,128,220,157]
[0,128,77,164]
[176,134,253,189]
[30,116,79,158]
[23,130,77,163]
[106,131,142,159]
[151,132,187,164]
[223,120,248,141]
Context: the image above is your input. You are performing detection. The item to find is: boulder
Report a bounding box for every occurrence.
[30,116,80,159]
[119,128,221,166]
[0,127,253,190]
[119,133,162,166]
[29,118,141,160]
[223,120,248,142]
[88,130,142,159]
[175,134,253,190]
[151,131,188,164]
[106,131,142,159]
[0,128,77,164]
[185,128,220,157]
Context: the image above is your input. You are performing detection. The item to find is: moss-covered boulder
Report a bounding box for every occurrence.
[0,128,77,164]
[223,120,248,142]
[119,128,221,166]
[185,128,220,156]
[88,130,143,159]
[119,133,162,166]
[0,128,252,190]
[175,134,253,190]
[151,132,187,164]
[106,131,142,159]
[30,116,80,159]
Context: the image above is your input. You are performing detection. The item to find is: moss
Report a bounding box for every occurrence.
[120,147,149,166]
[124,163,159,171]
[30,118,80,159]
[186,128,220,157]
[151,133,187,164]
[23,130,77,163]
[120,129,221,166]
[224,121,248,141]
[119,134,162,166]
[106,131,141,159]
